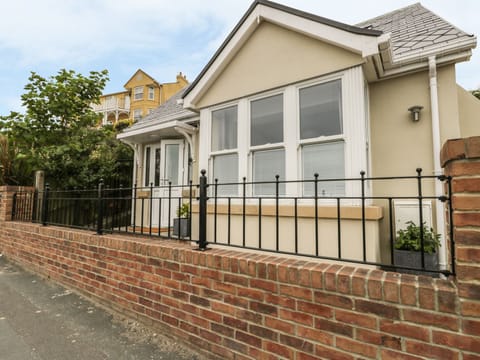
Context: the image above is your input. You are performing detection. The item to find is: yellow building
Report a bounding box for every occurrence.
[93,69,188,125]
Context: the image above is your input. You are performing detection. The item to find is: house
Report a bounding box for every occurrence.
[118,1,479,269]
[93,69,189,125]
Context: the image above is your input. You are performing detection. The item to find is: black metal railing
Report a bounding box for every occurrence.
[9,168,455,276]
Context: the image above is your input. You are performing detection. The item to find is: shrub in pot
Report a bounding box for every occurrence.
[394,221,441,276]
[173,203,190,238]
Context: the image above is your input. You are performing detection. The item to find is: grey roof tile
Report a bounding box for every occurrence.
[356,3,474,59]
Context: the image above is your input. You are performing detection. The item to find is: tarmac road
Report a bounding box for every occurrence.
[0,255,208,360]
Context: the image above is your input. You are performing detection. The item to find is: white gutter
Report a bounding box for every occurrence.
[428,56,447,271]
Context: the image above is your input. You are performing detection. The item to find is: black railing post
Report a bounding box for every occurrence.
[447,175,455,275]
[32,189,38,222]
[197,169,208,251]
[11,193,17,220]
[275,174,280,252]
[167,181,172,238]
[42,184,50,226]
[149,182,153,236]
[132,183,137,234]
[242,176,246,248]
[97,179,104,235]
[314,173,319,257]
[214,178,218,244]
[416,168,425,269]
[361,171,366,262]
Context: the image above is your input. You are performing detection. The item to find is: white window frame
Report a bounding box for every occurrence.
[296,77,345,197]
[198,66,367,201]
[134,86,143,101]
[148,86,155,100]
[133,109,142,121]
[207,102,240,195]
[248,91,286,196]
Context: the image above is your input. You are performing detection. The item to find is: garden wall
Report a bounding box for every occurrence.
[0,136,478,359]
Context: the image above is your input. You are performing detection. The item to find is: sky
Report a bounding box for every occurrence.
[0,0,478,116]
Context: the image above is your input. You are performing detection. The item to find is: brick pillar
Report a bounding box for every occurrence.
[441,136,480,317]
[0,186,15,222]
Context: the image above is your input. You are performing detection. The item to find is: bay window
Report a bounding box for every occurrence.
[200,66,367,199]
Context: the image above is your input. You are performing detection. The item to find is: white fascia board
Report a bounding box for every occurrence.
[183,4,381,109]
[375,37,476,79]
[261,5,379,57]
[117,120,197,141]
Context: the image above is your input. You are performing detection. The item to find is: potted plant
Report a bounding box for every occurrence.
[173,203,190,238]
[394,221,441,276]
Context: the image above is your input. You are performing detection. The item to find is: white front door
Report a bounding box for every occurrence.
[145,140,185,228]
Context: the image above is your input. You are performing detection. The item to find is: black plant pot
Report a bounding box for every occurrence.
[173,218,190,238]
[393,249,439,277]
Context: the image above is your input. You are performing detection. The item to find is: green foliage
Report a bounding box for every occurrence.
[472,89,480,100]
[114,119,132,132]
[0,134,35,185]
[395,221,441,254]
[0,69,133,188]
[176,203,190,218]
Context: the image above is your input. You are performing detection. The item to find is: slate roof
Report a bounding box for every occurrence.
[124,88,197,133]
[356,3,474,59]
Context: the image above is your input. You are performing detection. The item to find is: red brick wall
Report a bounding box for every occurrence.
[0,137,478,359]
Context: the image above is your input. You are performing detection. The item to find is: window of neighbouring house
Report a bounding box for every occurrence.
[133,109,142,122]
[299,80,345,196]
[211,105,238,195]
[134,86,143,101]
[250,94,285,195]
[148,86,155,100]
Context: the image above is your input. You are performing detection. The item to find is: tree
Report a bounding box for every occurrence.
[472,89,480,100]
[0,69,133,189]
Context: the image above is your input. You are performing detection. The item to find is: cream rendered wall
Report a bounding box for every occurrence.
[368,66,462,263]
[437,65,461,142]
[196,21,364,109]
[369,70,434,179]
[458,85,480,136]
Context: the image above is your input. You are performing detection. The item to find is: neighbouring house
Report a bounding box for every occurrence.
[118,1,479,270]
[93,69,189,125]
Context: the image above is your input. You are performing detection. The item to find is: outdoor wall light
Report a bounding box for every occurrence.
[408,105,423,122]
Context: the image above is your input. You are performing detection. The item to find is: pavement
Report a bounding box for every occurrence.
[0,255,208,360]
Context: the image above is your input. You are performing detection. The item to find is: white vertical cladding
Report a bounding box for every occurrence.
[284,85,298,195]
[237,99,249,182]
[343,66,367,198]
[198,109,210,177]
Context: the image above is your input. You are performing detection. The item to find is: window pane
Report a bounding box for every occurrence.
[213,154,238,196]
[300,80,342,139]
[303,142,345,196]
[253,149,285,196]
[211,106,237,151]
[134,109,142,121]
[134,86,143,100]
[251,94,283,146]
[165,144,180,186]
[144,147,151,187]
